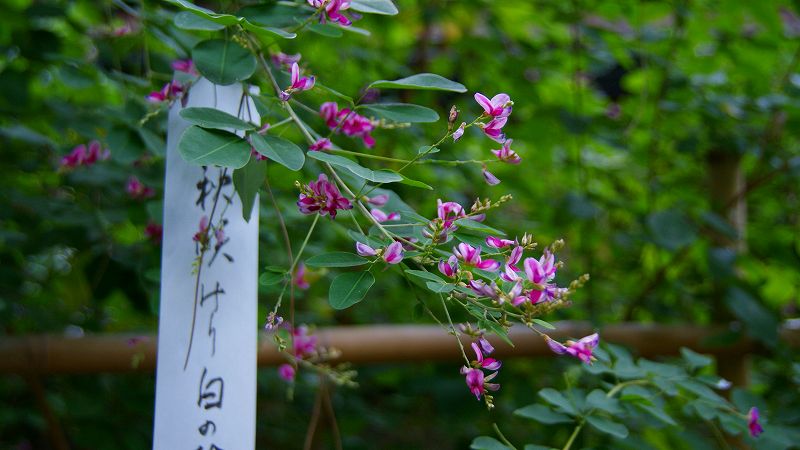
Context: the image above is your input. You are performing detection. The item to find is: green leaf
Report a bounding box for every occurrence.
[680,347,713,370]
[241,19,296,39]
[398,174,433,190]
[307,151,403,183]
[180,107,256,131]
[107,127,143,164]
[174,11,226,30]
[138,127,165,157]
[192,39,257,86]
[178,126,251,168]
[454,218,506,236]
[166,0,241,25]
[470,436,511,450]
[531,319,556,330]
[586,416,629,438]
[586,389,622,415]
[646,209,697,251]
[350,0,399,15]
[316,83,354,104]
[250,134,305,171]
[308,23,343,37]
[417,145,440,155]
[404,269,445,283]
[725,287,779,346]
[361,103,439,123]
[259,267,288,286]
[425,281,455,293]
[329,271,375,310]
[232,159,265,222]
[634,403,677,426]
[306,252,368,268]
[538,388,577,416]
[524,446,557,450]
[369,73,467,92]
[514,404,573,424]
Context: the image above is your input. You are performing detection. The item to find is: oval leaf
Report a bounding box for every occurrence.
[174,11,226,30]
[329,271,375,310]
[369,73,467,92]
[306,252,367,268]
[470,437,511,450]
[514,404,573,424]
[178,126,251,168]
[192,39,257,85]
[585,416,629,439]
[180,107,256,131]
[350,0,398,15]
[307,151,403,183]
[361,103,439,123]
[250,134,305,171]
[425,281,455,293]
[232,159,265,222]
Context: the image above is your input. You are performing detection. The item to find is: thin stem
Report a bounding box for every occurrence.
[439,293,470,364]
[493,423,518,450]
[303,377,325,450]
[561,420,585,450]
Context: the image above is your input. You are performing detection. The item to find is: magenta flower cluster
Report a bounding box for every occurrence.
[461,338,501,401]
[297,173,353,219]
[320,102,377,148]
[60,140,110,170]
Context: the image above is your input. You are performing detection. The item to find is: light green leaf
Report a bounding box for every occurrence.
[192,39,257,86]
[586,416,629,438]
[514,404,573,424]
[232,159,265,222]
[241,19,296,39]
[250,134,305,171]
[178,126,251,168]
[350,0,398,15]
[531,319,556,330]
[369,73,467,92]
[417,145,440,155]
[398,174,433,190]
[425,281,455,293]
[174,11,226,30]
[260,267,288,285]
[404,269,445,283]
[307,151,403,183]
[329,271,375,310]
[308,23,343,37]
[470,436,511,450]
[180,107,256,131]
[361,103,439,123]
[454,218,505,236]
[538,388,577,416]
[306,252,368,268]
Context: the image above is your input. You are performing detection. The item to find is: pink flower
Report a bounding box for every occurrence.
[264,312,284,330]
[437,199,466,223]
[193,216,209,243]
[126,176,155,199]
[453,243,500,271]
[355,241,404,264]
[293,325,318,358]
[452,122,466,141]
[474,92,513,118]
[271,52,301,68]
[278,363,296,382]
[294,263,310,290]
[370,208,400,222]
[171,59,196,74]
[144,222,163,244]
[482,167,501,185]
[524,251,557,285]
[492,139,521,164]
[367,194,389,206]
[471,342,501,370]
[459,367,500,401]
[507,246,523,270]
[60,141,110,170]
[486,236,515,249]
[748,407,764,437]
[308,0,354,26]
[318,102,376,147]
[468,280,499,300]
[309,138,332,151]
[438,255,459,278]
[546,334,599,365]
[280,62,315,101]
[479,337,494,355]
[258,122,271,135]
[480,117,507,143]
[146,81,184,103]
[297,174,353,219]
[383,241,404,264]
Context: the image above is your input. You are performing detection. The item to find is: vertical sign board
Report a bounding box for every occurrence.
[153,78,259,450]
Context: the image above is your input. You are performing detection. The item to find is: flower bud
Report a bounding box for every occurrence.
[448,105,459,130]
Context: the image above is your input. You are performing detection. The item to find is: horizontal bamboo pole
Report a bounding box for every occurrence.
[0,322,796,375]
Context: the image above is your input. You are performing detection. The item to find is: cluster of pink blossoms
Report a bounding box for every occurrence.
[277,325,319,382]
[461,337,501,402]
[356,241,404,265]
[422,199,485,243]
[545,333,600,364]
[60,140,110,170]
[307,0,356,26]
[297,173,353,219]
[146,80,184,103]
[320,102,377,148]
[280,62,315,101]
[126,176,155,200]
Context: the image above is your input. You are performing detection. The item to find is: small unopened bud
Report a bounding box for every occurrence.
[448,106,459,130]
[294,180,302,189]
[551,239,565,252]
[521,233,533,246]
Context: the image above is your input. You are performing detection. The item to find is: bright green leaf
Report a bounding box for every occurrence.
[192,39,257,86]
[250,134,305,171]
[174,11,226,30]
[178,126,251,168]
[307,151,403,183]
[361,103,439,123]
[232,159,265,222]
[369,73,467,92]
[306,252,368,268]
[329,271,375,310]
[180,107,256,131]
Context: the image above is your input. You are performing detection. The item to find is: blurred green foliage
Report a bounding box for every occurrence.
[1,0,799,448]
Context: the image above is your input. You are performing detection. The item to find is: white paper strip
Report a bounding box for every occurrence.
[153,78,259,450]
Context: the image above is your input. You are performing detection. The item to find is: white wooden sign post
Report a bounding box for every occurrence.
[153,78,259,450]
